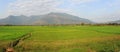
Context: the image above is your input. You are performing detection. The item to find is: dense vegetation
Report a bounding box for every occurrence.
[0,26,120,52]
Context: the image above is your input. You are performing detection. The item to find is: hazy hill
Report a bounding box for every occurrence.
[107,20,120,24]
[0,13,93,25]
[112,20,120,23]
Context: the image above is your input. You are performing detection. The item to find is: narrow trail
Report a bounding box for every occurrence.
[3,32,32,52]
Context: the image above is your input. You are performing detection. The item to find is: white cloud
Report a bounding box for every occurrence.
[7,0,99,16]
[69,0,98,5]
[8,0,61,16]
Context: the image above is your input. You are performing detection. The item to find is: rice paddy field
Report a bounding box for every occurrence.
[0,26,120,52]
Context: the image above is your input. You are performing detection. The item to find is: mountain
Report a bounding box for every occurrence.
[0,13,93,25]
[109,20,120,24]
[0,15,30,25]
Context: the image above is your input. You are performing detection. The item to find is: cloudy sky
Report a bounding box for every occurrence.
[0,0,120,22]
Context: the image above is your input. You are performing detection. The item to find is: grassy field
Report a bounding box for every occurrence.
[0,26,120,52]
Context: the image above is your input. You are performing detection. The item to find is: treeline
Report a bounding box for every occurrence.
[93,23,120,26]
[0,23,120,26]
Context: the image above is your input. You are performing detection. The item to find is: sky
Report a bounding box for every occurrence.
[0,0,120,22]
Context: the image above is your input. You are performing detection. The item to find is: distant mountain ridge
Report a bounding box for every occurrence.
[109,20,120,24]
[0,13,93,25]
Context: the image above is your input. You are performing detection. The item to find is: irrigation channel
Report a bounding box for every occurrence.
[2,32,32,52]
